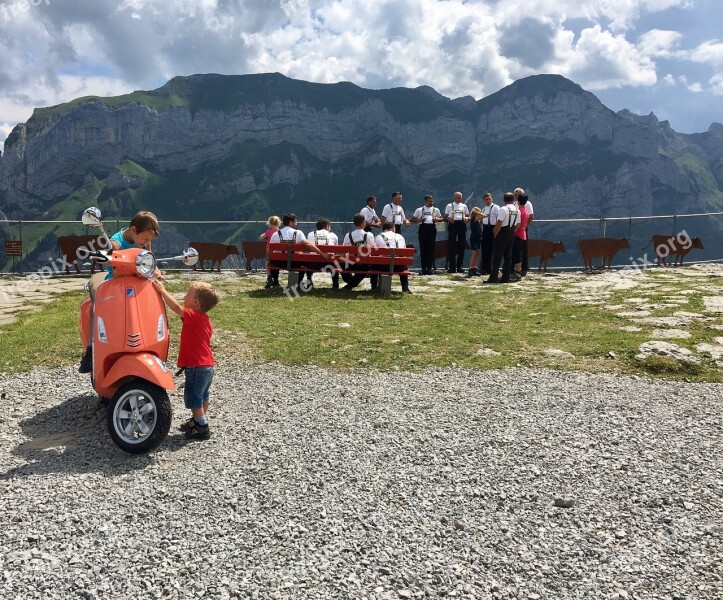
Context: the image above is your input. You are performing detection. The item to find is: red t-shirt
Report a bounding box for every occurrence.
[177,308,214,368]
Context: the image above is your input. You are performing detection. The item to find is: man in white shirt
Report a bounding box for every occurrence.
[306,218,340,289]
[480,192,499,276]
[341,213,377,290]
[375,222,412,293]
[411,194,443,275]
[484,193,520,284]
[360,196,382,233]
[514,187,534,276]
[380,191,410,234]
[267,213,330,288]
[444,191,470,273]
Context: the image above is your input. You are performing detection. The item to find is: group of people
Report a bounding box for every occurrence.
[261,187,535,290]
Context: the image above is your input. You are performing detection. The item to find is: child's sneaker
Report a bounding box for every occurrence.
[179,417,195,433]
[184,421,210,440]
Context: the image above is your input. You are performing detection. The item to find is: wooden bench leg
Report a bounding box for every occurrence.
[378,275,392,298]
[286,271,301,292]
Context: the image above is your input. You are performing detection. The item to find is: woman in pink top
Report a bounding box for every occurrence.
[260,215,281,287]
[512,197,529,280]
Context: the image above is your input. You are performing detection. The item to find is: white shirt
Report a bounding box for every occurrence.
[413,205,442,225]
[375,231,407,248]
[308,230,339,245]
[382,203,405,225]
[360,205,379,225]
[343,229,376,247]
[525,200,534,216]
[498,204,520,227]
[270,226,307,243]
[445,201,469,222]
[482,203,499,226]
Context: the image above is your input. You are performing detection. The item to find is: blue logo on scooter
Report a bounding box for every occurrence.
[126,288,134,296]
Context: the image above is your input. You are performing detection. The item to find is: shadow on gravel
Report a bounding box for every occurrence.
[1,393,157,480]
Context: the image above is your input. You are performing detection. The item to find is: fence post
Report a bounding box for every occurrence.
[672,214,677,236]
[601,218,607,237]
[18,220,23,276]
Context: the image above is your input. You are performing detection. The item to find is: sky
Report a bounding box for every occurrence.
[0,0,722,150]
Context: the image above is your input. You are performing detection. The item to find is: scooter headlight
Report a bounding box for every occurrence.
[136,250,157,278]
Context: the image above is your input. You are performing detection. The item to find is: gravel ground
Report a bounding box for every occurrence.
[1,362,722,600]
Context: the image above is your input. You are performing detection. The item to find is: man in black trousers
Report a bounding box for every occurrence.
[484,193,519,284]
[444,191,470,273]
[480,192,498,276]
[412,195,443,275]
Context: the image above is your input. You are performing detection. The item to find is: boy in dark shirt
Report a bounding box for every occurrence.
[154,280,220,440]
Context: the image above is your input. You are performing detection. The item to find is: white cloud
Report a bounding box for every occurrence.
[0,123,14,147]
[550,25,657,89]
[637,29,683,57]
[662,73,676,86]
[710,74,723,95]
[688,40,723,66]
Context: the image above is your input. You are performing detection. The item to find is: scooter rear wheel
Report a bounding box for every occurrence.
[107,381,172,454]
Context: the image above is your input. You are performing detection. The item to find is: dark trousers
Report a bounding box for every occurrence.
[447,221,466,272]
[521,227,529,273]
[490,227,515,282]
[418,224,437,274]
[481,225,494,274]
[363,226,379,288]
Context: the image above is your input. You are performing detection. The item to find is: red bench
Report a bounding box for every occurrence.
[267,242,415,297]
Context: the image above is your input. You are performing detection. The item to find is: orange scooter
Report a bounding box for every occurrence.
[79,207,199,453]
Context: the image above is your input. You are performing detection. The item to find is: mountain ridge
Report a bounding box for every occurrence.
[1,72,722,269]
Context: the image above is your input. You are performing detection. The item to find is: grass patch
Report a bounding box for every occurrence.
[1,271,721,381]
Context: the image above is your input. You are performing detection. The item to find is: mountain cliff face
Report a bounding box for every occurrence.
[1,73,721,229]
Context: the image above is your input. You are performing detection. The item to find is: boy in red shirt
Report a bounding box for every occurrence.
[154,280,220,440]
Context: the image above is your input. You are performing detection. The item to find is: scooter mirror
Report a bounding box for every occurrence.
[181,248,199,266]
[82,207,102,226]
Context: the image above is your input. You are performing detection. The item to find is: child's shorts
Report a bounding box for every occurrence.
[469,238,482,251]
[183,366,215,409]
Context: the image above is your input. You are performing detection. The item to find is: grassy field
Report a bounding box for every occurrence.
[1,269,722,381]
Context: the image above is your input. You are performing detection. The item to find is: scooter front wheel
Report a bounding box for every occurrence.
[107,381,172,454]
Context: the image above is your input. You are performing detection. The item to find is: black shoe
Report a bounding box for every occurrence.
[78,346,93,373]
[509,273,521,282]
[520,270,528,277]
[483,279,499,285]
[457,268,464,274]
[342,284,355,291]
[499,278,510,284]
[402,288,412,294]
[184,421,210,440]
[264,281,274,289]
[466,269,476,277]
[332,283,339,289]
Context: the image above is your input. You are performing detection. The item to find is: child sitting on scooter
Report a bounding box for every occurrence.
[79,211,162,373]
[153,280,220,441]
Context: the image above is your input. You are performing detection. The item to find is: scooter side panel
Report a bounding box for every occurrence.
[96,352,176,399]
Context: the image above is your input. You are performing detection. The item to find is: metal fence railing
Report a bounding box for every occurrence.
[1,211,722,275]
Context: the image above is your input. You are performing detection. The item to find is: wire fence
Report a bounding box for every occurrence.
[1,211,722,275]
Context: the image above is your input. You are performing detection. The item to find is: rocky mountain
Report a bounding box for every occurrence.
[1,72,722,267]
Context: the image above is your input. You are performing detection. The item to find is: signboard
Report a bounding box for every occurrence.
[4,240,22,257]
